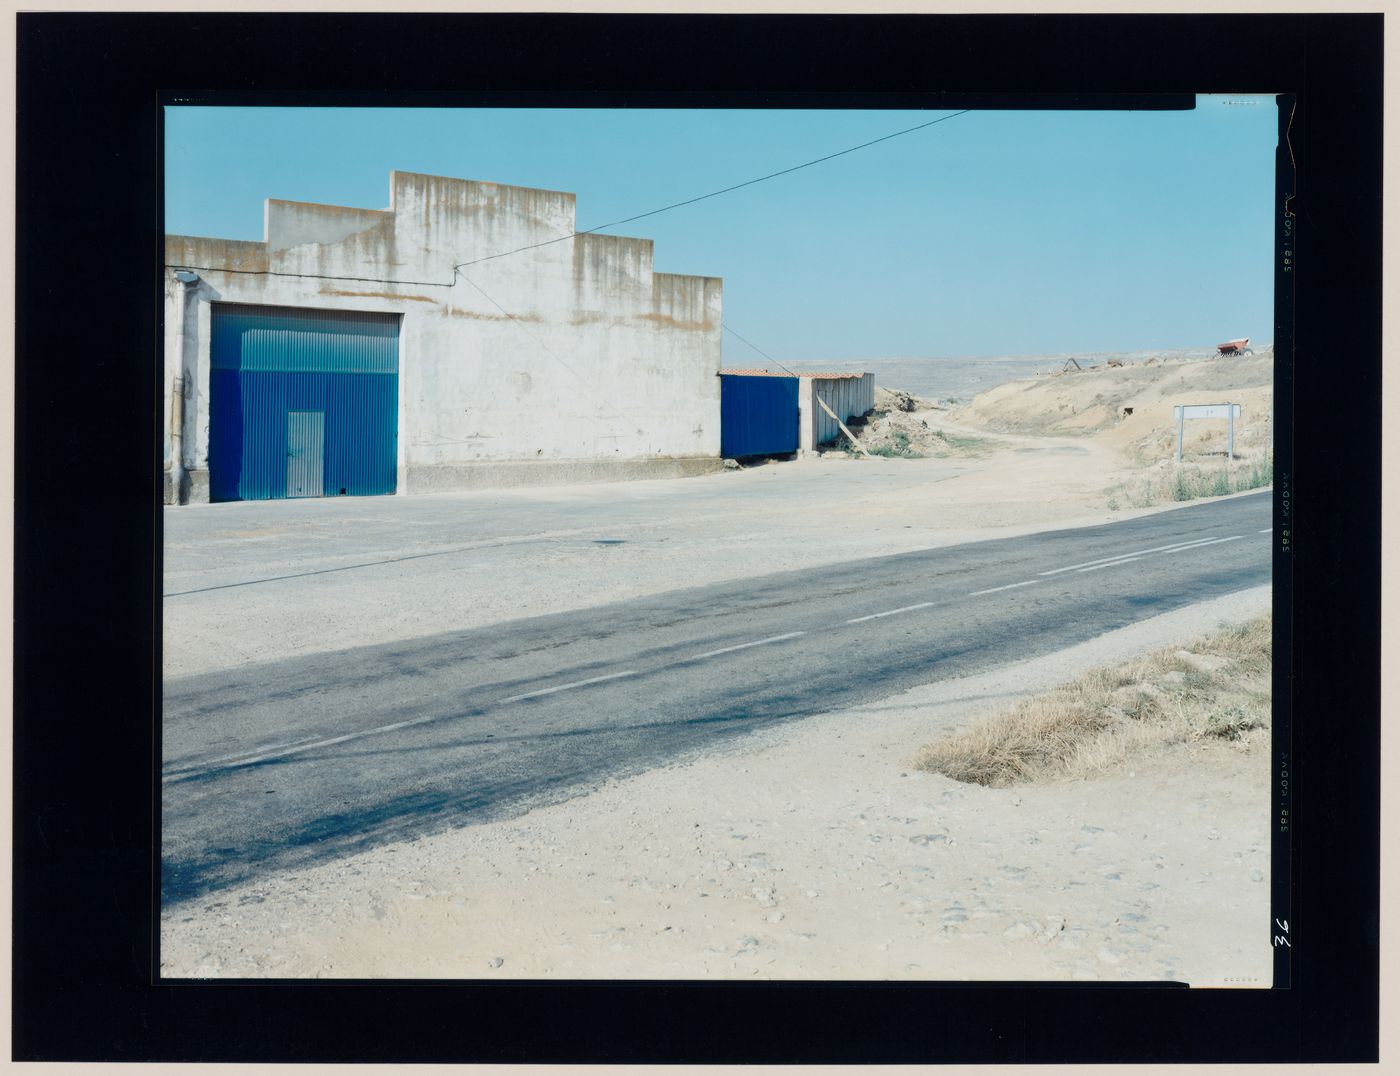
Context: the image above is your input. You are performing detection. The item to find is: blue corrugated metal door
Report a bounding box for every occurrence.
[210,304,399,501]
[720,374,799,457]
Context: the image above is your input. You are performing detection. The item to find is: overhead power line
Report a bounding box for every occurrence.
[168,111,976,413]
[453,109,972,271]
[160,263,456,288]
[455,270,636,427]
[167,109,973,290]
[722,323,799,377]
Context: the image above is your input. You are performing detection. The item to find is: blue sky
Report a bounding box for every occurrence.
[166,99,1279,361]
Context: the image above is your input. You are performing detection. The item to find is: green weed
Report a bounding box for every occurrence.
[1106,456,1273,509]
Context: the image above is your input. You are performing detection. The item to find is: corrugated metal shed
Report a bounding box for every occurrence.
[806,372,876,448]
[210,304,400,501]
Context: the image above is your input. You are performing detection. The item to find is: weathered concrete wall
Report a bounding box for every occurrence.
[798,373,875,451]
[164,171,723,503]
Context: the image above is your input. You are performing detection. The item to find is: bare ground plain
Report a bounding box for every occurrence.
[161,348,1276,983]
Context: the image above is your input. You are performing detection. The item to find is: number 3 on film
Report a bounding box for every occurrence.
[1274,918,1291,948]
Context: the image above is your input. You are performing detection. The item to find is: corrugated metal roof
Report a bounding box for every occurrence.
[720,368,868,379]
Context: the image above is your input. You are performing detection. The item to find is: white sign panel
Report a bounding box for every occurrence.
[1174,404,1242,420]
[1174,402,1242,461]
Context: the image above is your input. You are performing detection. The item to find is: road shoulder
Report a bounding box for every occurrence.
[162,584,1272,983]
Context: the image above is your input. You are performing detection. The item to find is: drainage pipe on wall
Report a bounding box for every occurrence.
[170,270,200,503]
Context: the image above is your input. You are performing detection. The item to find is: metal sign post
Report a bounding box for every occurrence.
[1174,403,1243,462]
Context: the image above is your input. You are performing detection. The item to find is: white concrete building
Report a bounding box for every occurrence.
[164,170,724,504]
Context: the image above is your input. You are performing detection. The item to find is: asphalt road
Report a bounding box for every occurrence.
[163,491,1272,904]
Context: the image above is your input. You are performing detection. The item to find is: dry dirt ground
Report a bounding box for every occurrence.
[162,587,1273,984]
[162,352,1276,983]
[840,350,1271,470]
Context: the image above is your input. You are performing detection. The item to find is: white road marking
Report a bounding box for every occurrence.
[1196,534,1244,548]
[846,602,935,624]
[498,669,640,704]
[1039,536,1224,576]
[169,732,330,771]
[164,669,643,781]
[167,632,797,780]
[688,632,807,660]
[1072,534,1245,573]
[163,712,445,782]
[967,580,1038,597]
[1077,557,1143,572]
[167,519,1265,782]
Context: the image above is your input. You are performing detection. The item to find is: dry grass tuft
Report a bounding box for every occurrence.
[1105,458,1273,511]
[913,613,1271,787]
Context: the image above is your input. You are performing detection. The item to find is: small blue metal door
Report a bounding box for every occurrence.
[286,411,325,498]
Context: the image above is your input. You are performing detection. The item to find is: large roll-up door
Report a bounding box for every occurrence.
[209,304,400,501]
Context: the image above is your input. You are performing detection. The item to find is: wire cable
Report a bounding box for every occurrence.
[168,110,972,290]
[453,110,972,271]
[721,323,799,377]
[161,263,457,287]
[453,269,645,435]
[169,111,975,417]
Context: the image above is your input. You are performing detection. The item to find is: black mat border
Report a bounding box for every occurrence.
[13,11,1380,1064]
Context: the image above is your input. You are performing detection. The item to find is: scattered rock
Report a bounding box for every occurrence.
[875,387,921,413]
[488,956,504,969]
[722,458,741,470]
[1251,869,1265,883]
[908,833,948,846]
[752,887,777,907]
[766,911,785,923]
